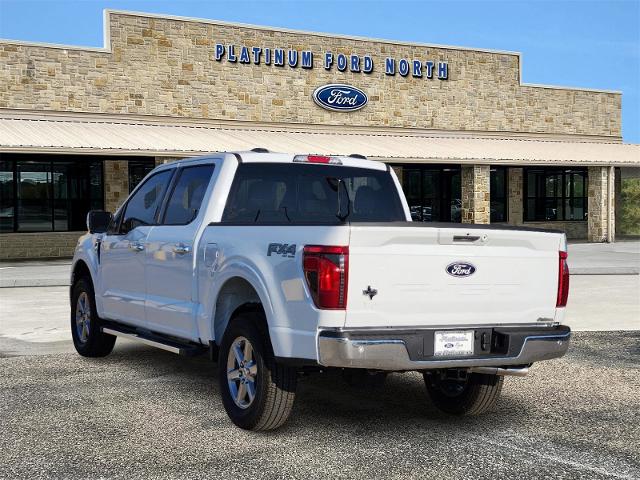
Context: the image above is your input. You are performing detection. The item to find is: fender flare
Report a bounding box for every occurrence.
[208,260,279,349]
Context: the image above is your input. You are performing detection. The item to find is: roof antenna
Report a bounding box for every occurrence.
[251,148,270,153]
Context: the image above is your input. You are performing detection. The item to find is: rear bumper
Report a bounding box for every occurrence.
[317,325,571,371]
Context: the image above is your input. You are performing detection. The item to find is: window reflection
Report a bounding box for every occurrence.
[490,167,507,223]
[2,155,108,232]
[525,168,588,221]
[17,162,52,232]
[397,165,461,222]
[0,161,14,232]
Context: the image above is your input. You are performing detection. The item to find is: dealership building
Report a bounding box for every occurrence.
[0,10,638,259]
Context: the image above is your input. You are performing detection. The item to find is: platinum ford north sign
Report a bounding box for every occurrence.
[213,44,449,80]
[313,84,368,112]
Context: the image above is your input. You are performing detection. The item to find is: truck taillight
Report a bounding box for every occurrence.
[303,245,349,309]
[556,251,570,307]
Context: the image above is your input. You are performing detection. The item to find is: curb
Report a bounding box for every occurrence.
[0,280,70,288]
[570,267,640,275]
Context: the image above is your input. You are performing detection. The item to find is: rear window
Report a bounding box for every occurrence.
[221,163,405,224]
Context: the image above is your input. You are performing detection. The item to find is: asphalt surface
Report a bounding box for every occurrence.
[1,332,639,480]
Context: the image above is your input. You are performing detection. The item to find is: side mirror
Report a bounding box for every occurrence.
[87,210,112,234]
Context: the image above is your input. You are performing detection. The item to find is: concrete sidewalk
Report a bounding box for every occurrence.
[1,240,637,288]
[568,241,640,275]
[0,259,71,288]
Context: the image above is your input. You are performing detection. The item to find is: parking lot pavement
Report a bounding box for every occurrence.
[0,331,638,480]
[564,275,640,331]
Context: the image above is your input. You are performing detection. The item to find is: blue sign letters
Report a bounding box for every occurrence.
[213,43,449,82]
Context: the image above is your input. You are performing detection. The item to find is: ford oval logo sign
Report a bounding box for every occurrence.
[313,84,368,112]
[446,262,476,277]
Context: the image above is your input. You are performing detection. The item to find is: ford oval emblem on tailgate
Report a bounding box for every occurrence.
[446,262,476,277]
[313,84,368,112]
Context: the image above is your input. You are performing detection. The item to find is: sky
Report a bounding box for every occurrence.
[0,0,638,142]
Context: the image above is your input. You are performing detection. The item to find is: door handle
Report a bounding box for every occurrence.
[173,244,191,255]
[453,235,481,242]
[130,242,145,252]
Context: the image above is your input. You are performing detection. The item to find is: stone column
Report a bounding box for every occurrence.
[614,167,622,239]
[461,165,490,224]
[587,166,615,242]
[104,160,129,213]
[390,165,403,185]
[507,167,524,225]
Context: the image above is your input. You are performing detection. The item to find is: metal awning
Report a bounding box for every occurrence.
[1,112,638,166]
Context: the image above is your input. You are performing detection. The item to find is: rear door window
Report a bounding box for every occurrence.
[162,165,215,225]
[222,163,405,224]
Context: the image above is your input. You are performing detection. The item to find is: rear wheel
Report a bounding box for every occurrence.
[218,312,297,431]
[70,277,116,357]
[423,370,503,415]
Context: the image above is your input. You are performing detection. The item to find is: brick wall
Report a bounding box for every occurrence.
[0,11,621,138]
[0,232,81,260]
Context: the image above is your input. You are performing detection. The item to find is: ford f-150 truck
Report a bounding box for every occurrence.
[70,151,571,431]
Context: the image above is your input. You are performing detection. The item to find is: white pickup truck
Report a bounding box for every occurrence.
[71,151,571,431]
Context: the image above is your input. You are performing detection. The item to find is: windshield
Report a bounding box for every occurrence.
[221,163,406,224]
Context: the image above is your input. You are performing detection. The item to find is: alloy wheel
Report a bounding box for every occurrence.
[75,291,91,343]
[226,336,258,409]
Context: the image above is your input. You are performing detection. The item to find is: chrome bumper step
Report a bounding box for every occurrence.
[318,326,570,371]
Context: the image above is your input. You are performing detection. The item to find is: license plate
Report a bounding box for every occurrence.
[434,330,474,356]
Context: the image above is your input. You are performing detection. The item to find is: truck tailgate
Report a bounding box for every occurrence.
[345,224,564,328]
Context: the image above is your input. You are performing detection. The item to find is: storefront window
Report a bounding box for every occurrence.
[0,155,105,232]
[17,162,52,232]
[128,160,156,193]
[394,165,461,222]
[490,167,508,223]
[0,161,14,232]
[524,168,588,221]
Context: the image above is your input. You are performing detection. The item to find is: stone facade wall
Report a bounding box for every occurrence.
[523,221,588,240]
[0,12,621,137]
[0,232,81,259]
[104,160,129,213]
[507,167,524,225]
[461,165,490,224]
[587,166,614,242]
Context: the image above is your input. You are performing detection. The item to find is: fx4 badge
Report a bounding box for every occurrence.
[267,243,296,258]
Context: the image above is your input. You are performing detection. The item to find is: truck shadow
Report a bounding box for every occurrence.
[106,341,532,434]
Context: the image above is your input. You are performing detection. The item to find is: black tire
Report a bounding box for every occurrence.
[70,277,116,357]
[218,312,297,431]
[423,370,503,415]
